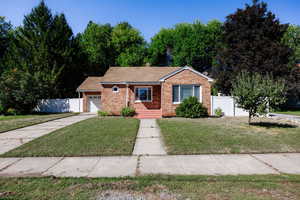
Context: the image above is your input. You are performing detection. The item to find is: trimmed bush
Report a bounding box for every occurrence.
[214,107,223,117]
[121,107,135,117]
[6,108,18,116]
[175,96,208,118]
[98,110,109,117]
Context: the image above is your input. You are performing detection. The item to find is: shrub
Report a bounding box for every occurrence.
[121,107,135,117]
[0,103,4,115]
[214,107,223,117]
[175,96,208,118]
[6,108,18,116]
[98,110,109,117]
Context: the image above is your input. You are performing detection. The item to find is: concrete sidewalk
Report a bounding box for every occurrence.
[0,153,299,177]
[133,119,167,155]
[269,113,300,123]
[0,113,96,154]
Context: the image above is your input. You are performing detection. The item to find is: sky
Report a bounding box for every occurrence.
[1,0,300,41]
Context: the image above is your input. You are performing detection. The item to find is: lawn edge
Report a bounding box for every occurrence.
[0,112,79,134]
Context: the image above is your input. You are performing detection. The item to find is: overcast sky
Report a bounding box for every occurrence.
[1,0,299,41]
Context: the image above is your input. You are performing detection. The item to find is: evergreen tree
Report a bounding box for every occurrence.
[0,16,12,75]
[5,1,79,98]
[215,0,293,95]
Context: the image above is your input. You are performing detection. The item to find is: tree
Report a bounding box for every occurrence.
[215,0,293,95]
[5,1,80,98]
[282,25,300,62]
[148,20,222,72]
[79,21,113,75]
[0,69,43,114]
[0,16,12,74]
[111,22,146,66]
[232,72,286,124]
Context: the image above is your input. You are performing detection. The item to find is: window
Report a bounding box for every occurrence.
[112,86,119,93]
[135,87,152,102]
[172,85,201,103]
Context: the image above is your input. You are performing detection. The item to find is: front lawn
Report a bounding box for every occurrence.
[0,113,78,133]
[0,175,299,200]
[275,110,300,116]
[158,117,300,154]
[2,117,139,157]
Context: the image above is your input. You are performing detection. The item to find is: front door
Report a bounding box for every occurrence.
[89,95,101,112]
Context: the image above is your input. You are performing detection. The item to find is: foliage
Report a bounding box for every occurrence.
[148,20,222,72]
[0,103,4,114]
[214,108,223,117]
[215,0,293,95]
[175,96,208,118]
[0,69,42,114]
[121,107,135,117]
[111,22,146,66]
[232,72,286,124]
[282,25,300,62]
[5,108,17,116]
[4,1,82,98]
[98,110,109,117]
[0,16,12,74]
[79,21,113,75]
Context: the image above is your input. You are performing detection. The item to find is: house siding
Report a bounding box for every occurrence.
[161,69,212,117]
[128,85,161,110]
[82,91,101,112]
[101,84,127,115]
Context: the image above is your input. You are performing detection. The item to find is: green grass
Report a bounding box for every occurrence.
[275,110,300,116]
[2,117,139,157]
[0,175,300,200]
[0,113,78,133]
[158,117,300,154]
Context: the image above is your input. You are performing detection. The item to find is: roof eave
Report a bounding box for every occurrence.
[159,66,214,82]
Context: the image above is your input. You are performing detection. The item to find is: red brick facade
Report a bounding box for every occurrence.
[161,69,212,116]
[82,68,212,116]
[82,91,101,112]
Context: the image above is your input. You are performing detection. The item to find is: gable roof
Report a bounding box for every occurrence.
[159,66,214,82]
[100,66,214,83]
[77,76,103,92]
[100,66,181,83]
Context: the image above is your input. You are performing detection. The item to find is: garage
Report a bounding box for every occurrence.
[88,95,101,112]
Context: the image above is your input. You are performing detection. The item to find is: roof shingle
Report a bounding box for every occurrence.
[77,76,103,91]
[100,66,182,83]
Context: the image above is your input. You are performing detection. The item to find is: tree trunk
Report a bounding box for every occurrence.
[248,112,252,125]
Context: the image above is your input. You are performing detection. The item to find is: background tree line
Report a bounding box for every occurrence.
[0,0,299,114]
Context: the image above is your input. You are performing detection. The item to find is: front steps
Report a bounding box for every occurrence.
[134,109,162,119]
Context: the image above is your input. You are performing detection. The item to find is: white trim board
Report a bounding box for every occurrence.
[159,66,214,82]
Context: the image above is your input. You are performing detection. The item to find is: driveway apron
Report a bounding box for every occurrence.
[0,114,95,154]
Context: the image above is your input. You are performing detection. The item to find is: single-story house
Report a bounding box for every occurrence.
[77,66,214,118]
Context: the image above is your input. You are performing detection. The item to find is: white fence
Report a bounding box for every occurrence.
[35,98,83,113]
[211,96,249,117]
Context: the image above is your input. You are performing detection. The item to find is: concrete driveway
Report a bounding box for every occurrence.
[0,113,96,154]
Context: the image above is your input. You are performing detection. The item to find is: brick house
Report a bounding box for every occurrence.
[77,66,214,118]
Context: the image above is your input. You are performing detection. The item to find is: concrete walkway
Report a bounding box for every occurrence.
[269,113,300,123]
[0,113,95,154]
[0,153,299,177]
[132,119,167,155]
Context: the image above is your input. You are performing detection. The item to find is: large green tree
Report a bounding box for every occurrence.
[111,22,146,66]
[79,21,113,75]
[282,25,300,63]
[215,0,293,95]
[0,16,12,74]
[148,20,222,72]
[4,1,81,98]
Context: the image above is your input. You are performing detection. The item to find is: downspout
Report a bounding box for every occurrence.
[78,91,81,112]
[125,84,129,107]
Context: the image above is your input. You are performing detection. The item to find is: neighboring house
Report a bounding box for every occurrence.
[77,66,214,118]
